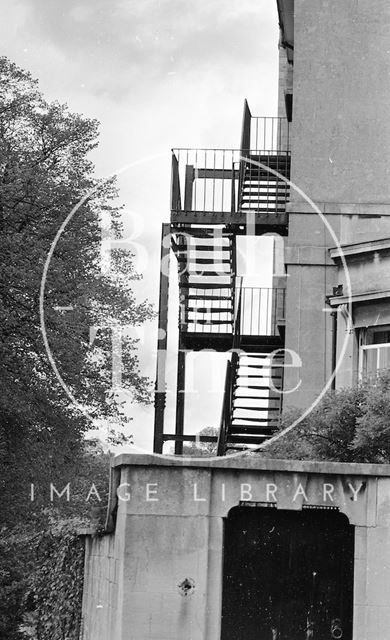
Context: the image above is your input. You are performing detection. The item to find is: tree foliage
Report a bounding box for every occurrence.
[0,55,154,512]
[0,56,154,637]
[170,427,219,457]
[263,373,390,463]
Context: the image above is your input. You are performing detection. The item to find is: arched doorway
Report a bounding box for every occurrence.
[221,506,354,640]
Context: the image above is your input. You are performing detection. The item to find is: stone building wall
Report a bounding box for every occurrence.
[81,531,120,639]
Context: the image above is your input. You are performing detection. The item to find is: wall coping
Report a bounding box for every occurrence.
[328,288,390,307]
[330,237,390,259]
[286,202,390,215]
[112,454,390,477]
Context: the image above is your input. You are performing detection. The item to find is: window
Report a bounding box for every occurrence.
[359,326,390,380]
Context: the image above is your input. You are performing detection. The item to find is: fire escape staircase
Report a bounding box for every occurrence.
[154,103,289,454]
[173,229,236,351]
[217,285,284,454]
[239,153,290,218]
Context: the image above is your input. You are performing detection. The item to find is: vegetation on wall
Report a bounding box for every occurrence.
[22,518,87,640]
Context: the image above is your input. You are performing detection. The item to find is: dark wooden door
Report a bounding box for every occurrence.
[221,506,354,640]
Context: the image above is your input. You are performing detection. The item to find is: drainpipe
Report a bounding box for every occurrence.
[330,309,337,391]
[325,295,337,391]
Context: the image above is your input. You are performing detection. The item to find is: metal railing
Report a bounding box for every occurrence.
[171,102,289,216]
[239,153,290,214]
[180,285,285,336]
[241,99,290,155]
[216,358,233,456]
[180,285,234,334]
[217,288,242,455]
[171,148,240,214]
[239,287,285,336]
[171,148,290,216]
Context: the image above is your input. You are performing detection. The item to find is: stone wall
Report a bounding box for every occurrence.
[81,532,120,639]
[283,0,390,408]
[81,455,390,640]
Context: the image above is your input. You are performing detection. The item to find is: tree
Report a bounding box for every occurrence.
[172,427,219,457]
[0,55,154,502]
[262,372,390,464]
[0,56,154,637]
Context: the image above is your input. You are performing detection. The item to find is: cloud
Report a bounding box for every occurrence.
[11,0,277,101]
[2,0,280,444]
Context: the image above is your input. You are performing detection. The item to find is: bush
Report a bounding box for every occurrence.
[263,372,390,464]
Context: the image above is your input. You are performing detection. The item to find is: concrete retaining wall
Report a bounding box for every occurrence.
[81,455,390,640]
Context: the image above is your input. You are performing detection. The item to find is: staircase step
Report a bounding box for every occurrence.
[236,384,282,390]
[227,436,272,445]
[244,171,288,179]
[230,424,277,432]
[235,377,283,384]
[176,257,231,265]
[245,158,290,165]
[229,429,276,437]
[177,245,231,254]
[241,197,288,203]
[245,167,289,174]
[244,171,289,178]
[238,363,283,369]
[175,230,232,239]
[186,270,231,277]
[248,156,290,164]
[242,188,288,194]
[187,294,233,301]
[187,306,233,313]
[180,283,233,290]
[242,188,288,193]
[233,406,280,412]
[240,206,287,212]
[243,354,284,359]
[234,383,276,390]
[232,416,279,423]
[187,319,232,326]
[237,367,284,372]
[184,240,231,248]
[242,189,288,194]
[240,201,288,207]
[243,181,289,187]
[234,394,281,400]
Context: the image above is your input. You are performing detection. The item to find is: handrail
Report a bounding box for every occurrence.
[240,99,252,160]
[171,152,182,211]
[239,100,290,153]
[170,148,290,216]
[216,360,232,456]
[180,285,286,337]
[233,277,243,348]
[217,278,243,455]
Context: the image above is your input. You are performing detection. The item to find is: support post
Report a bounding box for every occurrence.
[174,348,186,455]
[184,165,194,211]
[153,223,171,453]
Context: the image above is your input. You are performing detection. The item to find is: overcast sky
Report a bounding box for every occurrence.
[3,0,280,451]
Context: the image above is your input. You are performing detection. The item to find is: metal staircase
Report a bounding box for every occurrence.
[226,351,284,449]
[217,284,285,454]
[173,229,235,346]
[153,101,290,454]
[240,154,290,216]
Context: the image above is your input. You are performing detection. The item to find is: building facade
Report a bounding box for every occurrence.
[280,0,390,407]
